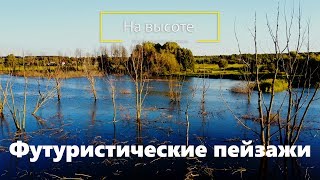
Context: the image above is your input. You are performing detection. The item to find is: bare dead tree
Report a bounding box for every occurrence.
[4,71,28,133]
[32,78,58,115]
[262,4,283,147]
[234,19,254,103]
[55,72,62,101]
[84,53,97,101]
[126,44,150,124]
[108,45,126,122]
[185,79,198,146]
[233,8,282,147]
[103,45,127,123]
[104,75,117,122]
[200,77,209,117]
[51,54,63,102]
[228,3,319,148]
[240,9,282,147]
[196,53,210,122]
[200,57,210,106]
[168,75,185,104]
[0,81,8,118]
[110,78,117,122]
[280,6,319,145]
[90,101,97,125]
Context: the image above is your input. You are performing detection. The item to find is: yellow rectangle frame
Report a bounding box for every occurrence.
[99,11,220,43]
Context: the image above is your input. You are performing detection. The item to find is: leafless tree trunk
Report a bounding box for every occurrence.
[4,72,28,133]
[234,20,254,103]
[230,3,319,148]
[168,75,184,104]
[51,54,63,102]
[32,78,57,115]
[280,6,319,145]
[104,75,117,122]
[0,81,8,118]
[55,77,62,101]
[103,46,126,123]
[126,44,149,122]
[246,13,265,146]
[185,80,197,146]
[200,58,210,105]
[84,54,97,101]
[90,101,97,125]
[200,77,209,117]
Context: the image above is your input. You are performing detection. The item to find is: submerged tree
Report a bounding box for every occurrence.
[103,45,127,123]
[84,53,97,101]
[50,55,63,102]
[3,75,28,134]
[6,54,28,133]
[105,75,117,122]
[0,81,8,118]
[278,8,319,146]
[185,80,197,146]
[234,21,254,103]
[168,75,184,104]
[32,78,58,115]
[228,3,319,148]
[126,44,150,123]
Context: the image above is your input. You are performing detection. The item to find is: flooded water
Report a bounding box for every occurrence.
[0,75,319,179]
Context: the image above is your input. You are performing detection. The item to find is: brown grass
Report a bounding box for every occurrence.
[231,83,255,94]
[242,113,281,126]
[120,89,131,94]
[12,71,104,79]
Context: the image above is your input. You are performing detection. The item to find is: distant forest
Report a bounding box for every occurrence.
[1,42,320,79]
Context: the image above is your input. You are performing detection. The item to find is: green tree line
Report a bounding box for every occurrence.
[0,42,195,75]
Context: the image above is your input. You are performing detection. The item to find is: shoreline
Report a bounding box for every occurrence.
[0,71,317,87]
[0,70,105,79]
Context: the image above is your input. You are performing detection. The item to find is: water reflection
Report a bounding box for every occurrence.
[0,75,318,179]
[56,100,63,124]
[258,157,268,180]
[32,114,46,129]
[0,117,9,137]
[257,157,309,180]
[113,121,117,145]
[90,101,96,125]
[136,121,142,144]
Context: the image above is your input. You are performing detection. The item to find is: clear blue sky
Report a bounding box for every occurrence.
[0,0,319,56]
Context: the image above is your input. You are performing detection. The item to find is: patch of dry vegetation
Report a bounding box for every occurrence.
[231,82,255,94]
[13,70,104,79]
